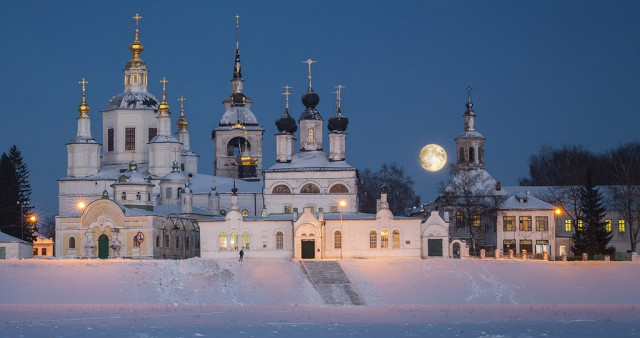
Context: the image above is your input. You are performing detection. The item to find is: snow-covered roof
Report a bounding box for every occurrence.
[455,130,485,139]
[0,231,29,244]
[443,168,504,197]
[128,204,215,217]
[67,136,99,144]
[218,106,259,126]
[149,134,180,143]
[104,91,159,111]
[266,151,355,172]
[502,185,619,209]
[496,193,555,210]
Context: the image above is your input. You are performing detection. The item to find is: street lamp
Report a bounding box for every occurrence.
[339,200,347,259]
[17,200,29,240]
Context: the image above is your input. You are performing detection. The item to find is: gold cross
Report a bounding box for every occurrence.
[332,84,345,110]
[78,78,88,93]
[160,77,169,92]
[281,85,293,109]
[235,13,240,29]
[133,13,142,27]
[177,95,186,109]
[302,59,317,88]
[172,148,179,161]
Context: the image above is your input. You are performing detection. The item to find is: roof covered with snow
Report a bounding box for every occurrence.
[455,130,485,139]
[443,168,504,197]
[104,91,159,111]
[218,106,259,126]
[0,231,29,244]
[266,151,355,172]
[496,192,555,210]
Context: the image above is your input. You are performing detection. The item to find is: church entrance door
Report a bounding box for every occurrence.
[428,239,443,256]
[301,239,315,259]
[98,234,109,259]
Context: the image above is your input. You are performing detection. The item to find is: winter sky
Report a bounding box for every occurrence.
[1,1,639,216]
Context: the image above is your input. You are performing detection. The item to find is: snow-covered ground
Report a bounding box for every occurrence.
[1,258,639,337]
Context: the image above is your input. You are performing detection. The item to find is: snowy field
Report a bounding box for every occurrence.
[1,258,639,337]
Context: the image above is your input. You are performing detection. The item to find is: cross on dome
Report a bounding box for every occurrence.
[303,59,317,89]
[282,85,293,109]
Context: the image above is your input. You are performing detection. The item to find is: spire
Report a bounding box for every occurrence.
[177,95,188,131]
[123,13,149,92]
[233,13,242,79]
[276,85,297,134]
[77,77,90,116]
[229,13,246,106]
[158,77,170,114]
[303,59,317,90]
[334,84,345,115]
[464,86,476,131]
[328,84,348,132]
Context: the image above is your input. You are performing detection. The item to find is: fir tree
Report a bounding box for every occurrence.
[572,168,612,258]
[8,145,31,203]
[0,153,20,238]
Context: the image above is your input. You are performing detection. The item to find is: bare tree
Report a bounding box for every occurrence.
[607,143,640,252]
[438,165,498,255]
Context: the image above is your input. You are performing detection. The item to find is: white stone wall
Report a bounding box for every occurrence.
[495,209,556,259]
[102,109,158,165]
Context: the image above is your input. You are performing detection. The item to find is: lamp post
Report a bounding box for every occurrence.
[17,200,29,240]
[339,200,346,259]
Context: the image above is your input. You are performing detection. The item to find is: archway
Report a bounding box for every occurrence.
[98,234,109,259]
[452,242,460,259]
[301,239,315,259]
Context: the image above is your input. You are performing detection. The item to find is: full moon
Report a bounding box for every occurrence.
[419,144,447,172]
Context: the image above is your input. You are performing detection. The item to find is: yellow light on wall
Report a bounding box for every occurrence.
[339,200,347,208]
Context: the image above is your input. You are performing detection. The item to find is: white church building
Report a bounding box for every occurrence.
[55,16,456,260]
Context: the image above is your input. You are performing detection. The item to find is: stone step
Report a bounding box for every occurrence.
[301,260,364,306]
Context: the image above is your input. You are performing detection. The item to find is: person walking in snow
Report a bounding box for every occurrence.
[239,248,244,262]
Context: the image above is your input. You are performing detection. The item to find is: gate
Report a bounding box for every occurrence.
[301,240,315,259]
[98,234,109,259]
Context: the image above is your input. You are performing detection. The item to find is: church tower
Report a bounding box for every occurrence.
[328,85,349,161]
[275,85,297,163]
[176,95,199,173]
[102,14,159,165]
[66,78,101,177]
[299,59,323,152]
[148,78,181,177]
[455,87,485,170]
[213,14,264,179]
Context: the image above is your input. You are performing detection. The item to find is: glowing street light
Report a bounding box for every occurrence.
[29,215,37,223]
[77,201,86,210]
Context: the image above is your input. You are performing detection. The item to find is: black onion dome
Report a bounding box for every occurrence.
[380,183,388,194]
[299,88,323,121]
[275,108,297,133]
[328,108,349,132]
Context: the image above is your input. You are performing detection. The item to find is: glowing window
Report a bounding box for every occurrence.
[381,230,389,249]
[577,219,583,231]
[220,209,227,216]
[503,216,515,231]
[283,204,292,214]
[242,209,249,216]
[392,230,400,248]
[219,232,227,250]
[272,185,291,194]
[307,128,314,143]
[334,231,342,249]
[472,213,481,227]
[242,232,250,249]
[230,232,238,250]
[606,219,612,232]
[519,216,532,231]
[456,211,464,227]
[276,231,284,249]
[619,220,626,232]
[536,216,549,231]
[564,219,572,232]
[369,231,377,249]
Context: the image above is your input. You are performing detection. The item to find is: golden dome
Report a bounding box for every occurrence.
[177,112,188,131]
[78,94,90,115]
[128,29,144,59]
[158,77,170,114]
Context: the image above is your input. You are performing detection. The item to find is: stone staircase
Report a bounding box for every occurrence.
[301,260,364,306]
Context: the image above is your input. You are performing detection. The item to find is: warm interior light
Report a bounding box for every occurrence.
[339,200,347,208]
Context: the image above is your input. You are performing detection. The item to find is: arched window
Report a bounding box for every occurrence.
[156,235,160,247]
[176,236,180,248]
[307,128,314,143]
[219,232,227,250]
[381,230,389,248]
[165,235,169,247]
[276,231,284,249]
[272,185,292,194]
[69,236,76,249]
[369,231,377,249]
[241,209,249,216]
[147,193,151,201]
[242,232,250,249]
[469,147,475,162]
[220,209,227,216]
[121,192,127,200]
[133,235,140,247]
[166,187,172,199]
[136,192,141,201]
[329,184,349,193]
[459,147,465,162]
[334,231,342,249]
[392,230,400,248]
[185,236,190,250]
[227,137,250,156]
[300,183,320,194]
[230,232,238,250]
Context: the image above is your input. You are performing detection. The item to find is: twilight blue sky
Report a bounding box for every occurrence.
[1,1,639,217]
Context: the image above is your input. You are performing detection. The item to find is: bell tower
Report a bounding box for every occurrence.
[455,87,485,170]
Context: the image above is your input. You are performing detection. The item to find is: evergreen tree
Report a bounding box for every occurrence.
[0,153,20,238]
[572,168,612,258]
[8,145,31,203]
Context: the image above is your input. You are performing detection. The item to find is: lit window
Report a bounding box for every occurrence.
[503,239,516,255]
[520,240,532,255]
[519,216,532,231]
[242,232,250,249]
[535,216,549,231]
[392,230,400,248]
[69,237,76,249]
[220,210,227,216]
[619,220,626,232]
[329,184,349,193]
[307,128,314,143]
[535,240,549,254]
[334,231,342,249]
[564,219,572,232]
[369,231,377,249]
[472,213,481,227]
[230,232,238,250]
[242,209,249,216]
[283,205,292,214]
[276,231,284,249]
[456,211,464,227]
[606,219,612,232]
[219,232,227,250]
[381,230,389,249]
[577,219,583,231]
[503,216,515,231]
